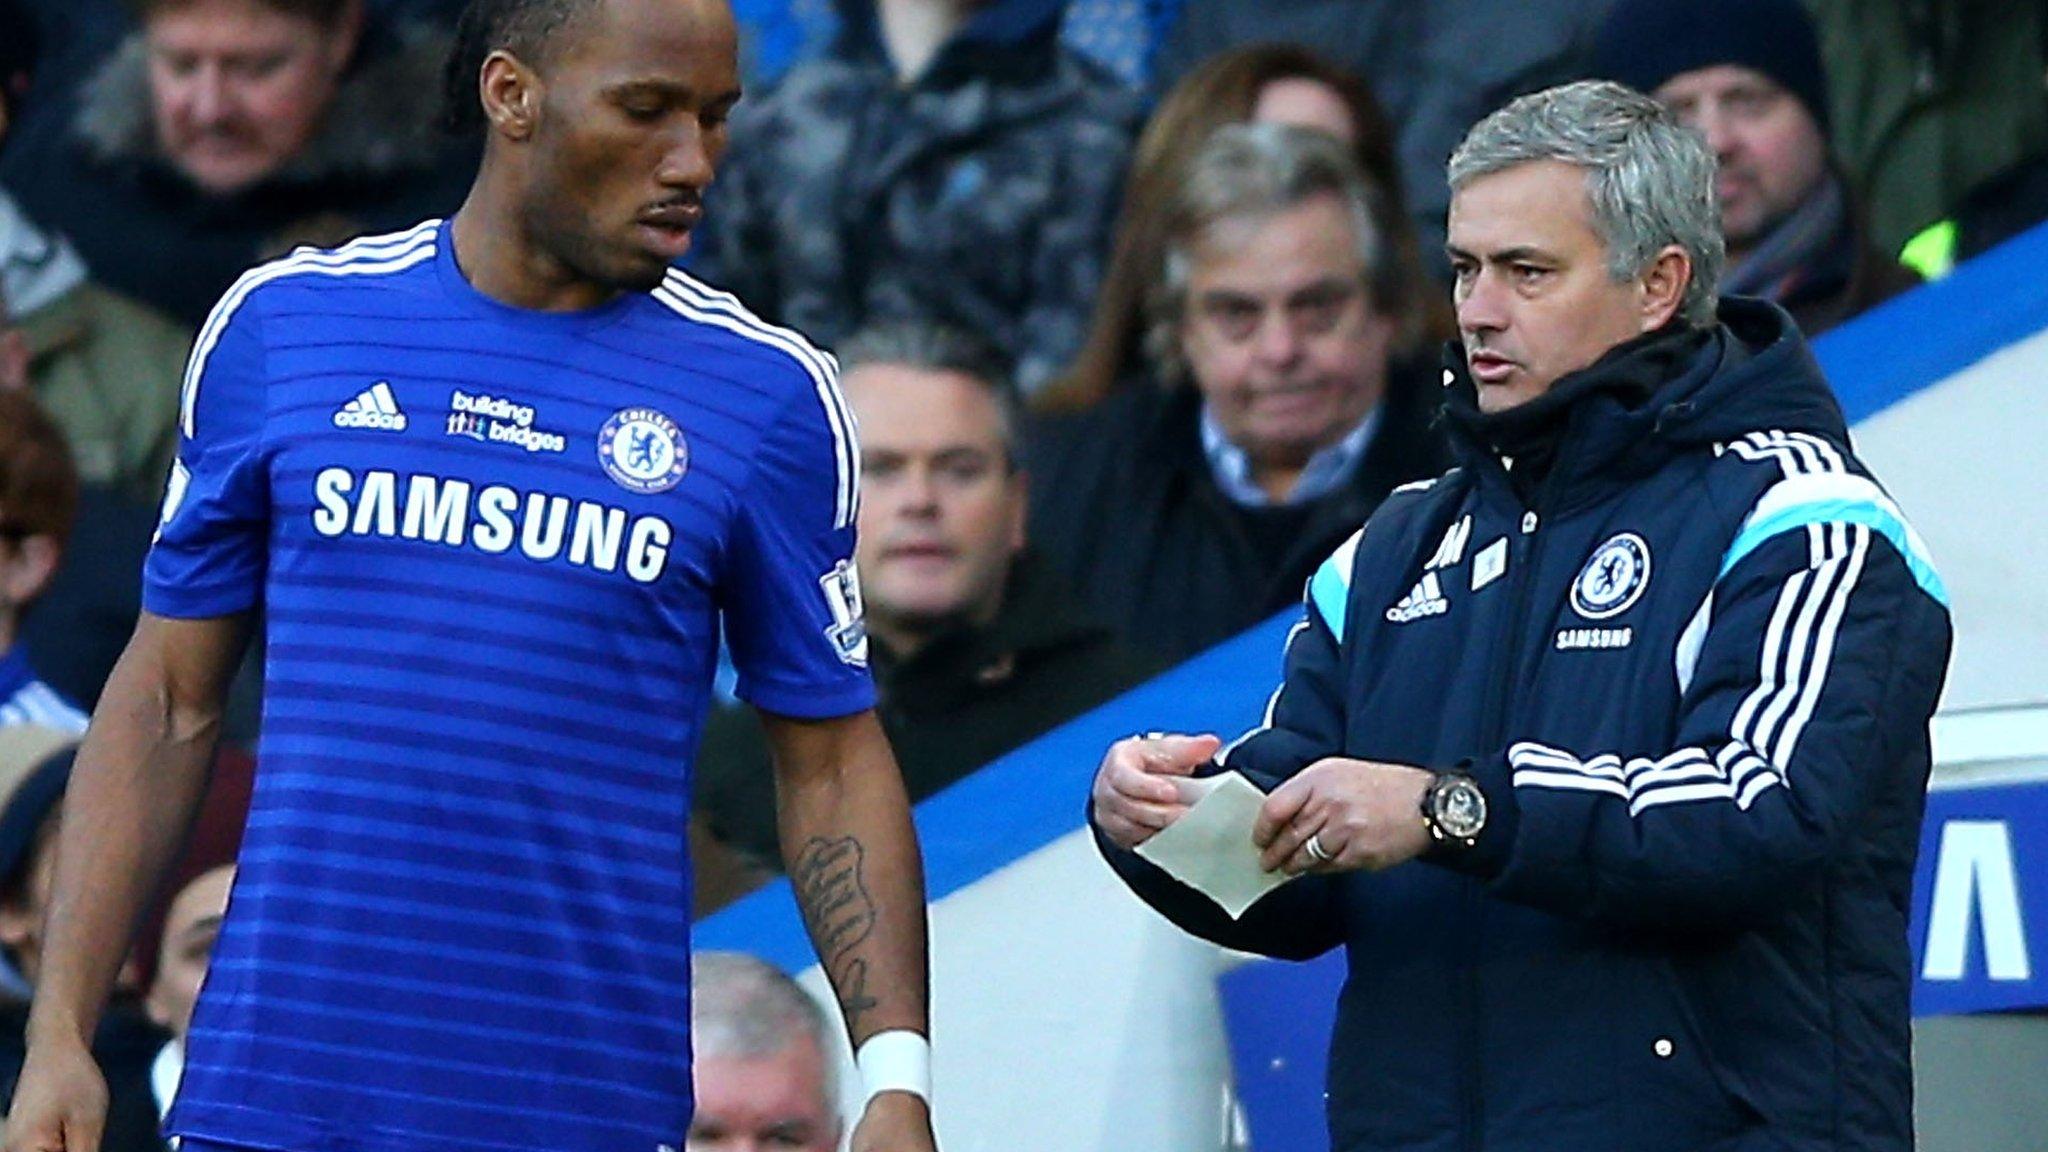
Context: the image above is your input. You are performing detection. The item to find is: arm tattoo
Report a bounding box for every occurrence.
[792,835,880,1030]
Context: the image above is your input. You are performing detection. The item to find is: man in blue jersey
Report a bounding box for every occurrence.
[3,2,938,1152]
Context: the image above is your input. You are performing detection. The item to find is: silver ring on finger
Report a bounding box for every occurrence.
[1304,833,1332,863]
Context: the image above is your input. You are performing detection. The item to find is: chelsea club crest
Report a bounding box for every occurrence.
[598,407,688,494]
[1570,532,1651,620]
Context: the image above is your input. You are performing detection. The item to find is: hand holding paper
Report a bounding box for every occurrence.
[1091,732,1221,850]
[1136,769,1296,918]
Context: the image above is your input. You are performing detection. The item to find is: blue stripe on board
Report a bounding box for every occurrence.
[695,616,1290,970]
[1814,219,2048,423]
[701,227,2048,971]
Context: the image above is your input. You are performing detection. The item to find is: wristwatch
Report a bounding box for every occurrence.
[1421,772,1488,849]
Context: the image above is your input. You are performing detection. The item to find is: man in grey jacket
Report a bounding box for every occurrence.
[691,0,1140,394]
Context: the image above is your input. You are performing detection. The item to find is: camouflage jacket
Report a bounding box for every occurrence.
[693,0,1141,394]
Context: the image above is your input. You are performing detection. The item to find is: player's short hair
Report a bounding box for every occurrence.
[691,952,838,1106]
[1448,80,1724,328]
[0,391,79,551]
[441,0,602,135]
[836,321,1024,466]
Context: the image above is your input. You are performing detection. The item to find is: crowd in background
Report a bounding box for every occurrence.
[1,0,2046,1145]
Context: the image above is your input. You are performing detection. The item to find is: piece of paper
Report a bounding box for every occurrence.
[1136,770,1294,919]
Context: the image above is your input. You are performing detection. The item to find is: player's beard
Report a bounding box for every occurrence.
[522,196,669,297]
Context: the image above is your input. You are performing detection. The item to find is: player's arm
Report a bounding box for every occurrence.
[6,611,249,1152]
[719,350,933,1150]
[9,273,272,1152]
[761,709,933,1152]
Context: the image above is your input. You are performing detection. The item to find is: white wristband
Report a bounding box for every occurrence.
[855,1029,932,1105]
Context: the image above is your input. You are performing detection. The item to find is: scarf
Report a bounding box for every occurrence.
[1721,170,1847,301]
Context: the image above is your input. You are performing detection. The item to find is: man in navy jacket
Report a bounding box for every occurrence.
[1092,80,1952,1152]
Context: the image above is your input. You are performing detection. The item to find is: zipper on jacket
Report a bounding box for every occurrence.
[1457,894,1484,1152]
[1461,486,1553,1151]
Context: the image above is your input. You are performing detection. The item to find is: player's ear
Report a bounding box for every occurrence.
[479,49,541,141]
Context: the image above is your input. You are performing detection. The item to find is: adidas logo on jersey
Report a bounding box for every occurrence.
[1385,571,1449,623]
[334,382,408,431]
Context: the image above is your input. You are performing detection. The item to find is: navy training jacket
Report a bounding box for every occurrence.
[1099,300,1954,1152]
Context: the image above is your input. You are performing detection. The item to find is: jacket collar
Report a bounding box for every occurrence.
[871,550,1110,709]
[1440,297,1847,510]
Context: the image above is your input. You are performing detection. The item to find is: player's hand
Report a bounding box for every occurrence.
[1089,733,1222,850]
[849,1090,937,1152]
[1253,757,1433,875]
[3,1031,109,1152]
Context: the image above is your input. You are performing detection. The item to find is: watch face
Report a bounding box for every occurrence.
[1434,778,1487,840]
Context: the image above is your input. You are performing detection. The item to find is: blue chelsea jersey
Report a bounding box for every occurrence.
[145,220,873,1152]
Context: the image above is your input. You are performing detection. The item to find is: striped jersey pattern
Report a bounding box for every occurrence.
[146,221,873,1152]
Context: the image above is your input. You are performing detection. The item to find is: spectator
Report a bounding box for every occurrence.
[13,484,159,714]
[1899,142,2048,279]
[690,0,1141,395]
[1092,80,1951,1152]
[0,391,86,733]
[1058,0,1174,88]
[0,0,474,325]
[134,747,253,1125]
[693,321,1156,902]
[0,200,188,503]
[688,952,841,1152]
[1806,0,2048,260]
[1044,40,1450,415]
[0,725,167,1152]
[4,50,180,710]
[1030,123,1445,662]
[1593,0,1920,336]
[1,26,190,504]
[142,864,232,1124]
[1151,0,1613,281]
